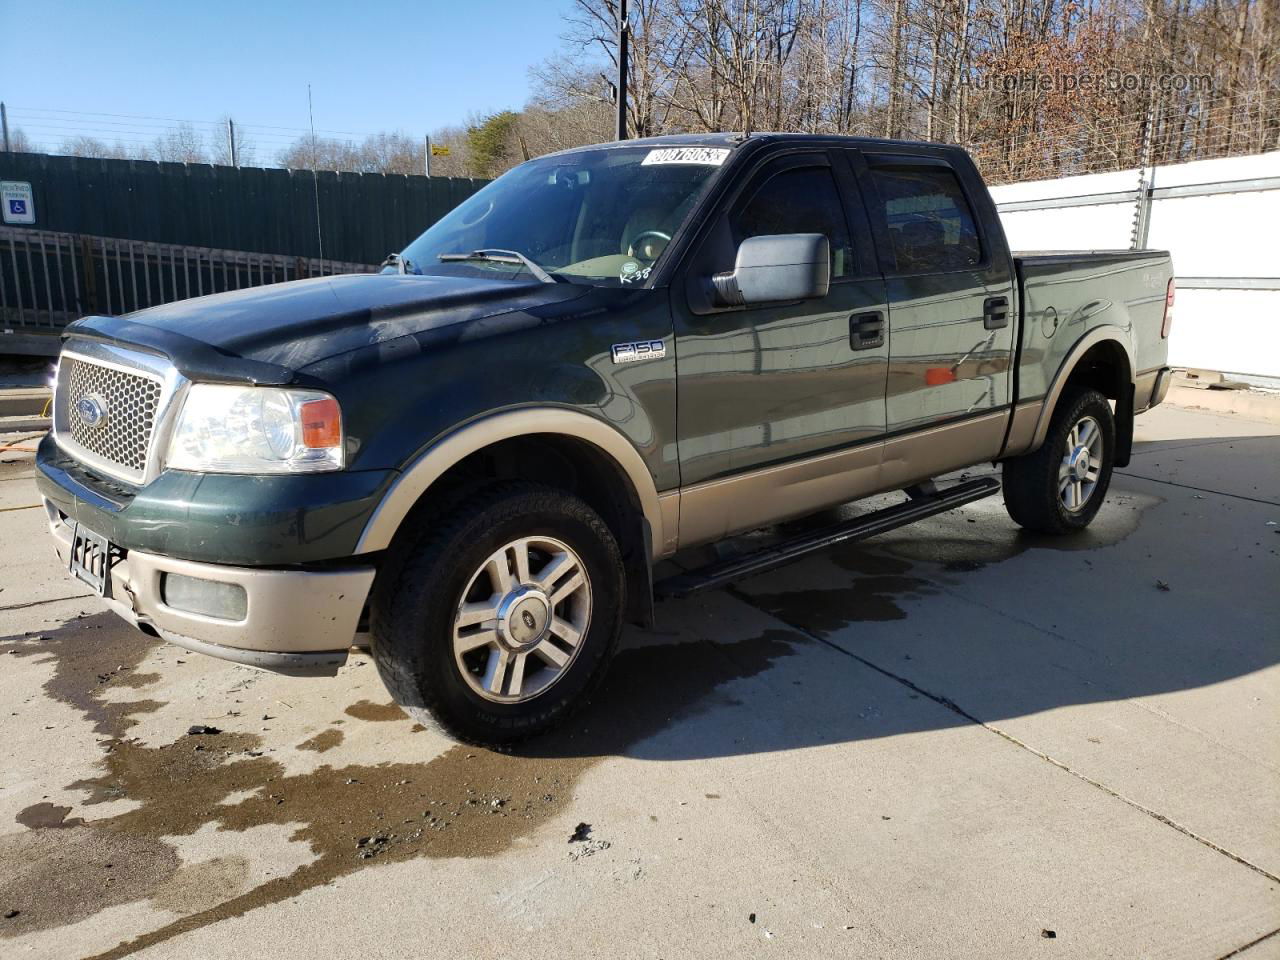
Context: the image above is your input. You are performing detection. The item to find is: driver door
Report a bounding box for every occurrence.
[671,150,890,544]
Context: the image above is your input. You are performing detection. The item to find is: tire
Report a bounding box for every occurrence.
[369,482,625,747]
[1003,387,1116,534]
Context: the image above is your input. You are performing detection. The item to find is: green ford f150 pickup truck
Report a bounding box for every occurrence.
[36,133,1174,745]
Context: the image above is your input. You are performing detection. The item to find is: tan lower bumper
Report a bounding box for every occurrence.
[1136,366,1173,412]
[45,500,375,675]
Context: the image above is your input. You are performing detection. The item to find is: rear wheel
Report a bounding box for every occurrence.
[1003,387,1115,534]
[370,483,625,746]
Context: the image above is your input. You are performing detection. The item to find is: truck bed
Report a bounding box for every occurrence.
[1012,248,1173,405]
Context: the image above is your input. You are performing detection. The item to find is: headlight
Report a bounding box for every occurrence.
[166,384,344,474]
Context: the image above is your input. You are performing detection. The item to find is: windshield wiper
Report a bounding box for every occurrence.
[437,248,558,284]
[381,252,416,275]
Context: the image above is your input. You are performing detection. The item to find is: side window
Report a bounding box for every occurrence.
[868,163,981,273]
[729,166,854,279]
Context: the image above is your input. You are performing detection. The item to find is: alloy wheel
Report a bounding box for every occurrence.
[451,536,592,703]
[1059,415,1104,512]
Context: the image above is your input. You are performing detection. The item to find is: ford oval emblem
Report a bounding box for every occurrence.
[75,394,108,429]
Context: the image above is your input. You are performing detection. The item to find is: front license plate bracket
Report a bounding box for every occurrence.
[69,523,115,597]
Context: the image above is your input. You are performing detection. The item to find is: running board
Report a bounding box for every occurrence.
[654,476,1001,599]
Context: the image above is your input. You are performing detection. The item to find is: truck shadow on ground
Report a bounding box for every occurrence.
[2,440,1276,957]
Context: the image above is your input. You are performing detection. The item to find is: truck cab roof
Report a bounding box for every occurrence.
[540,132,970,161]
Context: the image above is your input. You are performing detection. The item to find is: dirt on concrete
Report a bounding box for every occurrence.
[1,617,801,959]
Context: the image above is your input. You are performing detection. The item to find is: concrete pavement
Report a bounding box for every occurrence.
[0,404,1277,959]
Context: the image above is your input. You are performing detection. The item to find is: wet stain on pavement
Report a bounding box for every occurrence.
[743,496,1154,636]
[297,728,344,753]
[151,856,252,915]
[875,495,1153,571]
[2,622,800,958]
[344,699,407,722]
[741,551,936,634]
[0,612,165,736]
[14,803,84,830]
[0,824,181,936]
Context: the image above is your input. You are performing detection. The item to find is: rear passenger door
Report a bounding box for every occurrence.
[850,149,1016,483]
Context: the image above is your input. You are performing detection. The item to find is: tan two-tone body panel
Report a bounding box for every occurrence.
[673,409,1009,549]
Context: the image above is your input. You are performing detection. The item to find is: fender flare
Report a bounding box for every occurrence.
[354,408,668,560]
[1029,326,1136,451]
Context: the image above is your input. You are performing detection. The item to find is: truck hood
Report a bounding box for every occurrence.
[64,273,590,383]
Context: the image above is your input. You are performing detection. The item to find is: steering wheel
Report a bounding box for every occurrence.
[628,230,672,264]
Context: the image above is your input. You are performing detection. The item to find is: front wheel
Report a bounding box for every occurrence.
[369,483,625,746]
[1003,387,1116,534]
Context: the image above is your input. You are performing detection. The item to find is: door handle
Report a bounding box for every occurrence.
[850,311,885,350]
[984,296,1010,330]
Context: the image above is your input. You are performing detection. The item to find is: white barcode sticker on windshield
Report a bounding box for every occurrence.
[641,147,730,166]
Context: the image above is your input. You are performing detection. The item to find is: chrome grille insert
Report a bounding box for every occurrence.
[53,342,184,486]
[62,357,162,476]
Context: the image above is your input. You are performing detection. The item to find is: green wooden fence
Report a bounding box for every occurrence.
[0,152,487,266]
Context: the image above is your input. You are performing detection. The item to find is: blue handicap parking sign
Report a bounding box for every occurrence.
[1,181,35,223]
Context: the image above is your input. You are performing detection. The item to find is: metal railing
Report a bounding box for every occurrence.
[0,226,377,330]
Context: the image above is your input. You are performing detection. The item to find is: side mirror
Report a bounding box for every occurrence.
[710,233,830,306]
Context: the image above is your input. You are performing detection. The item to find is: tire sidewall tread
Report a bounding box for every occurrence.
[1003,387,1116,534]
[370,482,625,747]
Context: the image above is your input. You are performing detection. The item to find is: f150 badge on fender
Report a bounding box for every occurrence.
[612,340,666,364]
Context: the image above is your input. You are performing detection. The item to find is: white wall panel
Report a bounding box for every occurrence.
[1171,289,1280,378]
[990,151,1280,380]
[999,204,1135,252]
[1146,190,1280,278]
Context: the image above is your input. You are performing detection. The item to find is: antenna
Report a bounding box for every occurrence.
[307,84,325,263]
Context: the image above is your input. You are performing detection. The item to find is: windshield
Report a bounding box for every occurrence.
[394,144,731,286]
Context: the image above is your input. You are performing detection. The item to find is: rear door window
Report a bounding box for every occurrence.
[867,162,982,273]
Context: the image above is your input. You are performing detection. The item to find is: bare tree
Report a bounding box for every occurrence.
[8,127,34,152]
[550,0,691,137]
[56,135,134,160]
[361,132,427,175]
[277,136,366,172]
[21,1,1280,184]
[151,123,207,163]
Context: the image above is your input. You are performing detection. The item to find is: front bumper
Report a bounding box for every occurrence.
[45,500,374,675]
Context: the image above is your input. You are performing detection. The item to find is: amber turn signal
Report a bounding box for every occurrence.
[300,396,343,449]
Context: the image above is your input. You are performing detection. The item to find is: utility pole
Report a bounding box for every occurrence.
[226,117,238,167]
[1130,94,1159,251]
[1,102,10,153]
[424,135,431,177]
[615,0,629,141]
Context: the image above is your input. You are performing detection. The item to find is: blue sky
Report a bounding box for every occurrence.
[1,0,580,152]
